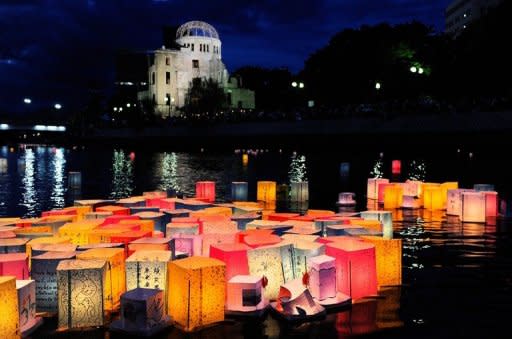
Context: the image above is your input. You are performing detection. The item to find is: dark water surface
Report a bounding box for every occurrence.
[1,143,511,338]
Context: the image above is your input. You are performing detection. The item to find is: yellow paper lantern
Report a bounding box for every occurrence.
[0,276,20,338]
[87,228,128,244]
[26,237,71,266]
[423,185,444,210]
[76,248,126,311]
[257,181,276,202]
[367,178,389,200]
[383,185,403,209]
[190,207,232,218]
[119,219,155,233]
[360,236,402,288]
[168,257,226,332]
[58,220,103,245]
[57,259,107,330]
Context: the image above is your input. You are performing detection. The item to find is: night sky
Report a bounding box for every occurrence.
[0,0,448,114]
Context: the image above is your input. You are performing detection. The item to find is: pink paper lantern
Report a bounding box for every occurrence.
[325,239,377,300]
[242,234,282,248]
[0,253,30,279]
[308,255,337,301]
[391,160,401,175]
[483,191,498,217]
[210,243,250,281]
[378,183,394,204]
[196,181,216,203]
[171,234,202,257]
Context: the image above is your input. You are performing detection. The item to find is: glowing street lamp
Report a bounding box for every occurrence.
[24,98,32,104]
[299,82,304,89]
[410,66,417,73]
[375,82,381,90]
[54,103,62,110]
[418,67,424,74]
[291,81,298,88]
[126,103,131,108]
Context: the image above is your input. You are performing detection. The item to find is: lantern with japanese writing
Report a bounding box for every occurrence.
[125,250,171,296]
[16,280,43,336]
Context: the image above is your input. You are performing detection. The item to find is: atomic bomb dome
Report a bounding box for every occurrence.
[176,21,220,40]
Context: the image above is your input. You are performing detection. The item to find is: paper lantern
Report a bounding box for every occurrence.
[74,199,117,208]
[257,181,277,202]
[210,243,250,281]
[31,251,76,312]
[231,182,248,202]
[195,181,216,203]
[291,240,325,278]
[231,213,261,231]
[391,160,401,175]
[77,243,125,253]
[110,288,170,336]
[128,237,172,254]
[58,221,102,245]
[117,197,146,208]
[243,234,282,248]
[87,228,130,244]
[423,185,444,210]
[102,215,139,226]
[247,246,285,300]
[119,219,154,233]
[461,192,486,223]
[67,171,81,189]
[57,259,107,330]
[0,238,29,254]
[232,201,264,215]
[402,195,421,209]
[143,191,167,199]
[134,212,166,234]
[326,225,363,236]
[340,162,350,177]
[16,280,43,336]
[337,192,356,206]
[474,184,494,192]
[191,207,232,219]
[163,209,192,221]
[440,182,458,207]
[168,257,226,332]
[326,239,378,300]
[76,248,126,311]
[0,253,29,279]
[0,276,19,338]
[84,211,113,220]
[200,217,237,234]
[446,189,472,216]
[202,233,237,257]
[360,236,402,287]
[96,205,130,216]
[226,275,268,314]
[289,182,309,202]
[31,243,77,257]
[171,234,202,257]
[166,222,200,238]
[367,178,389,200]
[360,211,393,239]
[282,234,319,243]
[307,255,336,301]
[267,213,300,222]
[125,251,171,301]
[272,279,325,319]
[483,191,498,217]
[383,185,403,209]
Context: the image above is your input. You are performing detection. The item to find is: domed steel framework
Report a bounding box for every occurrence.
[176,21,219,40]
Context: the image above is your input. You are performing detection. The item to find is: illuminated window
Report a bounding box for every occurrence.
[166,72,170,85]
[193,60,199,68]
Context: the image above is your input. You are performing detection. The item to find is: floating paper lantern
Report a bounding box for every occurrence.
[231,182,248,202]
[383,185,403,209]
[461,192,486,223]
[166,222,200,237]
[117,197,146,208]
[446,189,473,216]
[16,280,43,336]
[290,182,309,202]
[257,181,277,202]
[482,191,498,217]
[31,243,77,257]
[226,275,268,314]
[272,279,325,319]
[76,248,126,311]
[134,212,167,234]
[58,220,102,245]
[340,162,350,177]
[367,178,389,200]
[292,240,325,278]
[210,243,250,281]
[391,160,401,175]
[128,237,172,254]
[119,219,154,233]
[171,234,202,257]
[440,182,458,208]
[57,259,107,330]
[125,251,171,301]
[110,288,170,336]
[102,215,140,226]
[195,181,216,203]
[308,255,337,301]
[0,238,29,254]
[231,213,261,231]
[282,234,320,243]
[243,234,282,248]
[31,251,76,312]
[337,193,356,206]
[96,205,130,216]
[402,195,421,209]
[200,216,237,234]
[360,236,402,287]
[423,185,444,210]
[0,276,19,338]
[267,213,300,222]
[201,233,237,257]
[163,209,192,221]
[474,184,494,192]
[247,246,285,300]
[0,253,29,279]
[84,211,113,220]
[143,191,167,199]
[377,183,394,204]
[88,228,129,244]
[191,207,232,219]
[326,239,378,300]
[360,211,393,239]
[168,257,226,332]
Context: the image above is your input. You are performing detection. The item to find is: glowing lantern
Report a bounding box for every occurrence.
[267,213,300,222]
[337,192,356,206]
[16,280,43,336]
[360,211,393,238]
[76,248,126,311]
[57,259,107,330]
[110,288,170,336]
[290,182,309,202]
[257,181,277,202]
[200,216,237,234]
[307,255,337,301]
[195,181,216,203]
[201,233,237,257]
[31,251,76,312]
[31,243,77,257]
[423,185,444,210]
[402,195,421,209]
[166,222,200,237]
[171,234,202,257]
[231,213,261,230]
[461,192,486,223]
[291,240,325,278]
[360,236,402,288]
[325,239,378,300]
[119,219,154,233]
[0,253,29,279]
[483,191,498,217]
[125,251,171,300]
[391,160,401,175]
[87,228,129,244]
[447,189,473,216]
[340,162,350,177]
[231,182,248,202]
[191,207,232,218]
[96,205,130,216]
[474,184,494,192]
[0,276,19,338]
[0,238,29,254]
[243,234,282,248]
[102,215,140,226]
[128,237,172,254]
[226,275,268,314]
[134,212,166,234]
[367,178,389,200]
[247,245,287,300]
[117,196,146,208]
[168,257,226,332]
[210,243,250,281]
[143,191,167,199]
[85,212,113,220]
[383,185,403,209]
[58,220,102,245]
[440,182,458,207]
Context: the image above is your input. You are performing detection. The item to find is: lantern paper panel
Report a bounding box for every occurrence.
[360,211,393,239]
[0,238,29,254]
[446,189,473,216]
[367,178,389,200]
[326,240,378,300]
[383,185,403,209]
[202,233,237,257]
[0,276,19,338]
[58,221,102,245]
[440,182,458,208]
[360,236,402,288]
[57,259,107,330]
[243,234,282,248]
[338,192,356,206]
[128,237,172,254]
[16,280,43,336]
[125,250,171,293]
[282,234,320,243]
[226,275,268,313]
[171,234,202,257]
[402,195,421,209]
[210,243,250,281]
[110,288,170,336]
[290,182,309,202]
[231,182,249,202]
[423,185,444,210]
[247,246,285,300]
[291,240,325,279]
[461,192,486,223]
[31,251,76,312]
[31,243,77,257]
[307,255,337,301]
[391,160,401,175]
[168,257,226,332]
[195,181,216,203]
[76,248,126,311]
[0,253,29,280]
[484,191,498,217]
[257,181,277,202]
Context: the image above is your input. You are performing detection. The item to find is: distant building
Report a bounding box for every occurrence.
[445,0,503,36]
[138,21,255,117]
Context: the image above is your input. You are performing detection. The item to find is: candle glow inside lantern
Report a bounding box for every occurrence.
[57,259,107,330]
[0,276,19,338]
[337,192,356,206]
[247,245,286,300]
[446,189,473,216]
[423,185,444,210]
[195,181,216,203]
[16,280,43,336]
[257,181,277,202]
[76,248,126,311]
[226,275,268,314]
[325,239,378,300]
[290,182,309,202]
[231,182,249,202]
[168,257,226,332]
[0,253,29,279]
[367,178,389,200]
[391,160,401,175]
[307,255,337,301]
[110,288,170,336]
[360,211,393,239]
[383,185,403,209]
[360,236,402,288]
[210,243,250,281]
[125,251,171,302]
[461,192,486,223]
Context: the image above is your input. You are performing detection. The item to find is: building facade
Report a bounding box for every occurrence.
[445,0,503,36]
[139,21,255,117]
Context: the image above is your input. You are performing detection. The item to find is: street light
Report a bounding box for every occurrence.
[418,67,424,74]
[291,81,298,88]
[375,82,382,90]
[299,82,304,88]
[126,103,131,108]
[23,98,32,104]
[410,66,417,73]
[54,103,62,110]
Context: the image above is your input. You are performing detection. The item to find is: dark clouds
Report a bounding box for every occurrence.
[0,0,447,113]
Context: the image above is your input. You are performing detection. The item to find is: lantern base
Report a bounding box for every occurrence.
[21,316,44,338]
[110,316,171,337]
[225,306,269,319]
[315,292,352,311]
[269,301,326,324]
